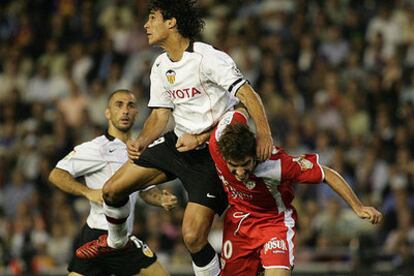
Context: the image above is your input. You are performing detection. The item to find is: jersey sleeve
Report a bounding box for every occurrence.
[55,142,106,178]
[148,57,174,109]
[202,48,247,96]
[209,111,248,166]
[213,111,248,142]
[281,153,324,184]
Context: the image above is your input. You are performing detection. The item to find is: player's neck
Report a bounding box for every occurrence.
[162,36,190,62]
[108,128,131,143]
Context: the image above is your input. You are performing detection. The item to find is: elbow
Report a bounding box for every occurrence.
[48,169,57,185]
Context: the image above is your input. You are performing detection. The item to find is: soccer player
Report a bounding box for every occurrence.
[48,89,176,276]
[76,0,273,275]
[208,109,383,276]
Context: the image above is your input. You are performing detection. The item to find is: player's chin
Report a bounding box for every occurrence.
[117,123,132,131]
[235,176,248,182]
[148,37,159,46]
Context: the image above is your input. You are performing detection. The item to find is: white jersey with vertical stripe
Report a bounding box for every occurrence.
[149,41,243,137]
[209,111,325,215]
[55,133,138,232]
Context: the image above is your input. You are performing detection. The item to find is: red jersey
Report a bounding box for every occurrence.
[209,111,324,216]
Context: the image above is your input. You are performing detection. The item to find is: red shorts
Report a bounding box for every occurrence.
[220,207,297,276]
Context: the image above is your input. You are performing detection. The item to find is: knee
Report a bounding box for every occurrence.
[182,227,208,253]
[102,180,123,206]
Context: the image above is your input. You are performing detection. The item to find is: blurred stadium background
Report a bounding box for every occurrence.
[0,0,413,275]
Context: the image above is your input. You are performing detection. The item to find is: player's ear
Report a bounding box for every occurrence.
[167,17,177,30]
[105,108,110,120]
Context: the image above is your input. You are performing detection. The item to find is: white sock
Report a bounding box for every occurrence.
[192,253,220,276]
[103,200,130,249]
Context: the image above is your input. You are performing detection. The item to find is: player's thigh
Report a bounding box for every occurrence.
[259,217,295,271]
[220,254,261,276]
[68,272,83,276]
[182,202,215,240]
[264,268,291,276]
[180,148,228,216]
[104,162,166,196]
[220,215,261,276]
[136,260,169,276]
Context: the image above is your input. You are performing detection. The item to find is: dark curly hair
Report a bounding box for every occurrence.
[218,123,256,162]
[148,0,204,39]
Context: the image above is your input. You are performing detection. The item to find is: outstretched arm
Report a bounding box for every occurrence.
[139,186,178,211]
[48,168,103,205]
[322,166,383,224]
[236,83,273,160]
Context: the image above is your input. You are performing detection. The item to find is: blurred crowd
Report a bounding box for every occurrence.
[0,0,413,274]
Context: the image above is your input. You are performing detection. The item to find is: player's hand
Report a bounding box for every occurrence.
[161,189,177,211]
[127,139,146,160]
[176,133,199,152]
[85,189,103,205]
[127,139,140,160]
[355,206,383,224]
[256,131,273,161]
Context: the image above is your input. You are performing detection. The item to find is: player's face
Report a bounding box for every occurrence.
[106,92,138,132]
[144,10,172,46]
[226,156,256,182]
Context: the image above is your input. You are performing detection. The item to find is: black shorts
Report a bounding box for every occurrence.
[68,224,157,276]
[135,131,228,215]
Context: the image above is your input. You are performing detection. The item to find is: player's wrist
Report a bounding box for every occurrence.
[196,132,210,146]
[352,202,364,213]
[136,136,151,148]
[81,187,92,198]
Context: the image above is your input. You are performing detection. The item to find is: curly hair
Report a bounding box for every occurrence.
[218,123,256,162]
[148,0,204,39]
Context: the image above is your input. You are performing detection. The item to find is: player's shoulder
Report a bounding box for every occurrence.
[193,41,214,53]
[151,52,169,71]
[269,147,287,159]
[193,42,227,58]
[74,135,108,152]
[268,147,302,164]
[154,52,167,62]
[254,154,283,179]
[91,135,111,146]
[270,148,321,170]
[254,147,304,179]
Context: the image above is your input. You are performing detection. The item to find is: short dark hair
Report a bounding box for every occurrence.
[148,0,204,39]
[218,123,256,161]
[107,89,133,105]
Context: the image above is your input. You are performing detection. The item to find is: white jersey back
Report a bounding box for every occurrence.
[149,42,244,136]
[56,133,137,232]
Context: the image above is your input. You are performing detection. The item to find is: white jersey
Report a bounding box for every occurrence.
[56,133,138,232]
[149,41,244,137]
